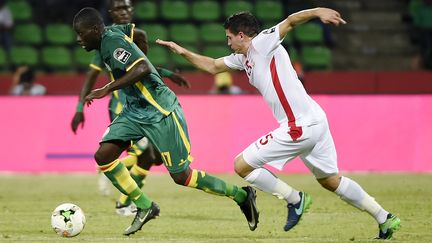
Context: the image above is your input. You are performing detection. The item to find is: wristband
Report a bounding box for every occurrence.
[76,102,84,113]
[159,68,174,77]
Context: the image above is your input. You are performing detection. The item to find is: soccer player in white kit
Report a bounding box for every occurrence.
[157,7,401,239]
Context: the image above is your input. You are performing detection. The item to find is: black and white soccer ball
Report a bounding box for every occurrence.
[51,203,86,237]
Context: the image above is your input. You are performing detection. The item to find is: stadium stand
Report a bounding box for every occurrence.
[191,0,220,21]
[41,46,72,70]
[147,44,169,67]
[223,0,253,17]
[160,0,189,21]
[200,23,226,43]
[142,23,168,42]
[0,48,7,67]
[134,1,157,21]
[301,46,332,70]
[255,0,283,21]
[1,0,343,72]
[169,24,199,44]
[44,24,75,45]
[202,44,231,58]
[13,24,42,45]
[73,47,94,70]
[1,0,428,95]
[7,0,32,22]
[10,46,38,66]
[294,23,324,44]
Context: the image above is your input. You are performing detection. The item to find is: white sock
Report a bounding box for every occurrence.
[244,168,300,204]
[335,176,389,224]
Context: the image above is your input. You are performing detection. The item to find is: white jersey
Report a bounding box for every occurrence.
[224,24,326,129]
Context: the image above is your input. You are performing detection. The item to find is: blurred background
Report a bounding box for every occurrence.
[0,0,431,95]
[0,0,432,174]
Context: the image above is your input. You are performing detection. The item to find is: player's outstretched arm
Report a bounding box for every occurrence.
[156,67,191,88]
[156,39,229,75]
[279,7,346,40]
[9,66,28,94]
[71,68,101,134]
[85,60,150,105]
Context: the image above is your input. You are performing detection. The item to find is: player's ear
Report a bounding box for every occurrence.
[92,25,101,35]
[238,32,245,39]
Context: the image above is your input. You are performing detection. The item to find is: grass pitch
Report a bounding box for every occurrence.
[0,173,430,242]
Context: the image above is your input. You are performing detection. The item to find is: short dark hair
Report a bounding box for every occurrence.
[109,0,131,8]
[223,11,260,37]
[20,68,34,84]
[73,7,104,29]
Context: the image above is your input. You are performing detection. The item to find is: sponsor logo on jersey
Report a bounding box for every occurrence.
[113,48,131,64]
[262,27,276,34]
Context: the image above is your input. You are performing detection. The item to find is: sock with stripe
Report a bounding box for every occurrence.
[120,154,138,169]
[99,159,152,209]
[118,164,149,205]
[185,169,247,204]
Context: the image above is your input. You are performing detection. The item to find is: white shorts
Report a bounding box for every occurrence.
[242,120,338,179]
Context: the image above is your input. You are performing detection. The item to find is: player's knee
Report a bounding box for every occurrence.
[317,175,341,191]
[234,154,253,178]
[94,147,117,166]
[94,151,106,166]
[170,171,188,185]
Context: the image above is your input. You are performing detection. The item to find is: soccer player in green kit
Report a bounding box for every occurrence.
[73,7,259,236]
[71,0,190,216]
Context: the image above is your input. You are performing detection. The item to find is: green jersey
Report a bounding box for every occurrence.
[90,24,135,119]
[99,28,178,124]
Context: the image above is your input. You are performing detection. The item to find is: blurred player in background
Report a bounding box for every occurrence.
[157,8,401,240]
[73,7,259,235]
[71,0,189,216]
[9,65,46,96]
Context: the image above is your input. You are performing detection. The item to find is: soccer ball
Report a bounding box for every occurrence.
[51,203,86,237]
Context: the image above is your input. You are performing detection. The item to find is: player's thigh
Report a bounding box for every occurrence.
[141,107,192,174]
[301,122,338,179]
[101,115,144,144]
[242,125,313,169]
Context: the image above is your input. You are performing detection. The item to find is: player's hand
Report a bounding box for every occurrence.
[156,39,185,55]
[71,112,85,134]
[317,8,346,26]
[170,71,191,89]
[84,86,109,106]
[16,65,29,74]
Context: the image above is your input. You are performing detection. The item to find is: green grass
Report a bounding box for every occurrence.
[0,173,431,242]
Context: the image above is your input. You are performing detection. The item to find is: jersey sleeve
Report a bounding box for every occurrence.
[252,24,283,56]
[89,51,104,71]
[223,54,244,70]
[103,34,146,72]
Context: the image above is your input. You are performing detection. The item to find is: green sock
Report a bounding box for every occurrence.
[186,169,247,204]
[130,164,148,188]
[118,164,148,205]
[99,159,152,209]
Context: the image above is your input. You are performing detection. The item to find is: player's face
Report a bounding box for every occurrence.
[225,29,245,54]
[74,23,100,51]
[109,0,133,24]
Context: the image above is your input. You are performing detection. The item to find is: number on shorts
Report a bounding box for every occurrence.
[259,133,273,145]
[161,152,172,167]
